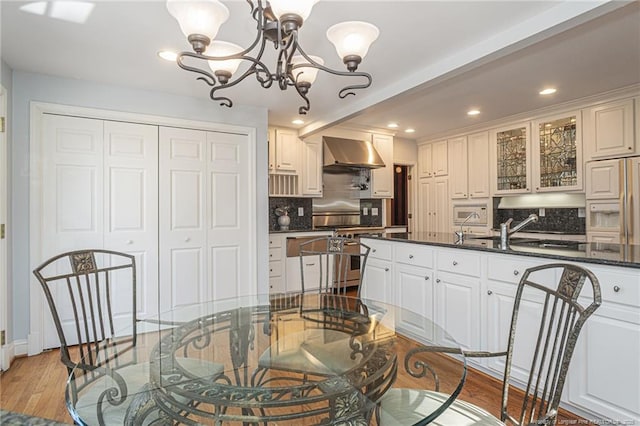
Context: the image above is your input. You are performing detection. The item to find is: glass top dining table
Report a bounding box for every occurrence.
[66,293,467,425]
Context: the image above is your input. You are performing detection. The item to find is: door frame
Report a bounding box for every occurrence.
[28,101,258,355]
[0,86,8,370]
[392,161,417,233]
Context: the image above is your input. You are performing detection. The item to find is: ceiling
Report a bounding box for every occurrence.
[1,1,639,141]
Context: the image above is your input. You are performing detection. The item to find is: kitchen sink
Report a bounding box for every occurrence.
[468,236,586,250]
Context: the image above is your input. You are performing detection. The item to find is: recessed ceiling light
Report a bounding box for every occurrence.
[467,109,480,116]
[539,88,557,95]
[405,128,415,133]
[291,119,304,125]
[387,123,399,129]
[158,50,178,61]
[545,123,552,127]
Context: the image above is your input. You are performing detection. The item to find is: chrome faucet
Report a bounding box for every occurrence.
[455,212,480,243]
[499,213,539,249]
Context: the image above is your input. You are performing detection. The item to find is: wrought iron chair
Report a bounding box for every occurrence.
[379,263,602,426]
[33,249,223,425]
[253,237,372,385]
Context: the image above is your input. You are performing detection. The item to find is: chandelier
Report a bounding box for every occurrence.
[166,0,379,115]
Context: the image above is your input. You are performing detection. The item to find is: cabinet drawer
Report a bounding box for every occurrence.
[269,261,282,277]
[269,276,285,293]
[395,243,433,268]
[269,247,283,261]
[487,256,544,284]
[579,267,640,307]
[269,235,283,248]
[437,249,480,276]
[364,239,393,261]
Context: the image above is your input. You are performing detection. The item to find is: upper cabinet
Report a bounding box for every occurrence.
[532,111,583,192]
[269,127,299,174]
[583,98,636,160]
[418,140,448,178]
[300,139,323,196]
[490,122,532,195]
[449,132,490,200]
[370,133,394,198]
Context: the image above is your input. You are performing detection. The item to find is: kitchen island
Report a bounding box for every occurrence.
[360,233,640,424]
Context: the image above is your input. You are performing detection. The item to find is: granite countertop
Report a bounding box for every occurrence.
[269,228,330,234]
[362,232,640,269]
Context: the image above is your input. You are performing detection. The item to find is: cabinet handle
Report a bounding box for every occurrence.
[269,253,273,258]
[536,187,539,191]
[409,254,414,259]
[270,268,273,273]
[425,276,430,281]
[436,278,441,283]
[372,248,377,253]
[126,240,133,245]
[613,285,621,292]
[452,261,458,266]
[305,263,316,267]
[384,267,390,272]
[487,290,493,295]
[184,237,191,242]
[513,270,519,276]
[629,147,633,150]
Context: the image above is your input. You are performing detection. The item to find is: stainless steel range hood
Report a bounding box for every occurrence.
[323,136,385,172]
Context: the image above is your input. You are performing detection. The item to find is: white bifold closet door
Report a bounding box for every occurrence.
[41,114,159,349]
[158,127,250,313]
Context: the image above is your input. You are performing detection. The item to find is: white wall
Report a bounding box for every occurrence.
[393,136,418,165]
[11,71,269,342]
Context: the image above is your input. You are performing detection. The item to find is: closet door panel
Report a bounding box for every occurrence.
[41,114,105,349]
[159,127,208,312]
[206,132,251,298]
[104,121,159,322]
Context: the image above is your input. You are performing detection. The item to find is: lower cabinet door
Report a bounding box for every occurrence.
[394,264,434,342]
[361,259,392,304]
[567,303,640,422]
[434,271,481,352]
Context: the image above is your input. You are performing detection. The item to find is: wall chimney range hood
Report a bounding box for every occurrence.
[323,136,385,172]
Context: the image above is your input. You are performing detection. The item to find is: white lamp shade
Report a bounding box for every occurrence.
[326,21,379,60]
[269,0,319,22]
[207,41,243,76]
[291,55,324,85]
[166,0,229,39]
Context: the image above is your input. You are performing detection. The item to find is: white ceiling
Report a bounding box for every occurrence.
[1,1,639,141]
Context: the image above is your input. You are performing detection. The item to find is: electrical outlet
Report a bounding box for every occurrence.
[298,207,304,217]
[363,207,369,216]
[539,208,546,217]
[578,208,586,218]
[372,208,379,216]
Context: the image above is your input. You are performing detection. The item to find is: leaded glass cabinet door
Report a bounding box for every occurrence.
[533,111,583,192]
[491,122,531,195]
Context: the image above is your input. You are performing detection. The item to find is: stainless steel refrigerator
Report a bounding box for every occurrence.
[586,156,639,244]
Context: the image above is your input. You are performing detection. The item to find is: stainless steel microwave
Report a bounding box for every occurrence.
[452,204,488,226]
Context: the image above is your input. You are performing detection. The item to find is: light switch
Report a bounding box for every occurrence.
[298,207,304,217]
[372,208,379,216]
[363,207,369,216]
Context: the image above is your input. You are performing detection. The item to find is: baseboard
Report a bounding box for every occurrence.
[27,332,41,356]
[13,339,28,357]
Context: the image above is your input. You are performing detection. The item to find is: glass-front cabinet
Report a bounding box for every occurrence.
[533,111,582,192]
[491,122,531,195]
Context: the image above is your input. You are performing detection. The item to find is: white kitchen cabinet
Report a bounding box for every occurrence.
[395,263,435,342]
[583,98,636,160]
[434,269,481,352]
[269,235,286,293]
[418,140,448,178]
[585,159,620,199]
[269,127,299,174]
[491,122,532,195]
[448,136,468,199]
[568,264,640,421]
[467,131,490,199]
[361,258,393,304]
[532,111,583,192]
[418,177,449,233]
[300,139,323,196]
[370,133,394,198]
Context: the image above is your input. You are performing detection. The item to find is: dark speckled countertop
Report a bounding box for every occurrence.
[363,232,640,269]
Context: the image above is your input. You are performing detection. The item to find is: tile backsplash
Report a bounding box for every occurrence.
[269,198,313,231]
[492,199,585,234]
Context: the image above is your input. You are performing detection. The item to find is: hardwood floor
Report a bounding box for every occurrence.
[1,340,586,425]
